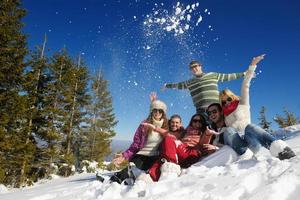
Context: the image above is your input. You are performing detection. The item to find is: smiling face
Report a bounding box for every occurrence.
[219,89,239,107]
[221,96,233,107]
[207,105,222,124]
[169,117,181,132]
[190,64,203,76]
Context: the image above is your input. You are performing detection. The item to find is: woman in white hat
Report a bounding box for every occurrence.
[107,92,169,184]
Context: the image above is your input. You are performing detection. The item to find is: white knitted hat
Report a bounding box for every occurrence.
[150,100,167,114]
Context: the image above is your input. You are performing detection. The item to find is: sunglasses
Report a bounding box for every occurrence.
[207,109,218,116]
[153,109,164,114]
[192,119,202,123]
[189,64,201,70]
[221,97,233,105]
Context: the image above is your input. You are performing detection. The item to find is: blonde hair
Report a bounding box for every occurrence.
[219,89,239,103]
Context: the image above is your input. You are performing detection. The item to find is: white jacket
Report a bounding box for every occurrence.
[224,65,256,135]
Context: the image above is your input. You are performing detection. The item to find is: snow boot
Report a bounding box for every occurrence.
[270,140,296,160]
[123,162,143,185]
[239,148,254,160]
[96,173,105,182]
[159,161,181,181]
[278,147,296,160]
[109,163,138,185]
[125,172,153,198]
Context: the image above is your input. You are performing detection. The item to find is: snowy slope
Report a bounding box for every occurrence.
[1,129,300,200]
[272,124,300,139]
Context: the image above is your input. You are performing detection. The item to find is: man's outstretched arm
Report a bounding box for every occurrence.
[162,81,188,91]
[216,72,246,82]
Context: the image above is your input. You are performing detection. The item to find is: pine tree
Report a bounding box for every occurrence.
[274,108,299,128]
[284,108,299,126]
[23,36,63,182]
[273,115,286,128]
[59,54,90,176]
[0,0,33,187]
[46,48,77,176]
[258,106,272,132]
[82,70,117,166]
[46,48,73,168]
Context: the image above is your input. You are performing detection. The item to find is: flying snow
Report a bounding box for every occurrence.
[143,2,204,36]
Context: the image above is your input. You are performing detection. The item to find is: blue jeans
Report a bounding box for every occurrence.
[223,127,248,155]
[244,124,276,153]
[223,124,277,155]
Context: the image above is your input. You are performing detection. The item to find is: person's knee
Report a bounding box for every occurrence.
[245,124,254,132]
[245,123,261,134]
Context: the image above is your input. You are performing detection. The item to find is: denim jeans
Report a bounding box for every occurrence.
[244,123,276,153]
[223,124,277,155]
[223,127,248,155]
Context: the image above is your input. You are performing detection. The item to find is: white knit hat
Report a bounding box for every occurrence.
[150,100,167,114]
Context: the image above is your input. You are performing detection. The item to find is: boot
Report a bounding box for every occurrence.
[109,163,138,185]
[159,161,181,181]
[96,172,105,182]
[270,140,296,160]
[278,147,296,160]
[123,162,143,185]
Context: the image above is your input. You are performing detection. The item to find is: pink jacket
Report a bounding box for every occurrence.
[122,121,148,160]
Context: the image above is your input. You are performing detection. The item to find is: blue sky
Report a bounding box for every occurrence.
[22,0,300,140]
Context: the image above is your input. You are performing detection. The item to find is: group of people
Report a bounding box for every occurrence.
[102,54,296,195]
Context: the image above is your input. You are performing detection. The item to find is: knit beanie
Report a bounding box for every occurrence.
[150,100,167,114]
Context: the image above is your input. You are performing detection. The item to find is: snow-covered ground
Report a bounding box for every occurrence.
[273,124,300,139]
[1,126,300,200]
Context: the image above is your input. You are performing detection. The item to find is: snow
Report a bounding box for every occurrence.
[273,124,300,139]
[143,1,203,36]
[196,15,203,26]
[0,185,8,194]
[1,125,300,200]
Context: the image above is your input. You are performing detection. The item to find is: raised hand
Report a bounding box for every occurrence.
[149,92,157,102]
[251,54,265,66]
[204,126,221,135]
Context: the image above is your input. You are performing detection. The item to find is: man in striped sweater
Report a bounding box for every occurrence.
[162,61,245,114]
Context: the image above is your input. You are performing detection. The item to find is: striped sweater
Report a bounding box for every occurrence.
[165,72,245,111]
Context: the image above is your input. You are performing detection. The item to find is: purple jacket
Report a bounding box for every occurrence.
[122,121,147,160]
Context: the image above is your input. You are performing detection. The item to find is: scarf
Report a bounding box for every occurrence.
[222,100,239,116]
[152,118,164,129]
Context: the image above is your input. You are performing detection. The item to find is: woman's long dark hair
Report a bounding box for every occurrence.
[145,110,169,135]
[188,113,208,133]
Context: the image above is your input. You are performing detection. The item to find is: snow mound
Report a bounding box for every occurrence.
[1,130,300,200]
[0,185,8,194]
